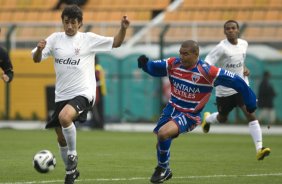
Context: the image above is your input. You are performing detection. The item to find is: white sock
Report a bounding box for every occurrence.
[58,144,68,169]
[248,120,262,152]
[206,112,219,124]
[62,123,77,156]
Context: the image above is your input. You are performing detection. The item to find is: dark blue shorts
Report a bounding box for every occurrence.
[154,103,200,135]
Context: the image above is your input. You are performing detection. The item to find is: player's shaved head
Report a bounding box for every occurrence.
[181,40,199,56]
[179,40,200,68]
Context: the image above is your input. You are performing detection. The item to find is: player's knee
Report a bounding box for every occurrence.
[58,111,72,127]
[157,129,170,141]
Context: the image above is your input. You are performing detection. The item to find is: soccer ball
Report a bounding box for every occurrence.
[33,150,56,173]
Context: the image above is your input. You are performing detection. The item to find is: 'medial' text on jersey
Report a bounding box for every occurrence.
[55,58,80,65]
[225,62,242,68]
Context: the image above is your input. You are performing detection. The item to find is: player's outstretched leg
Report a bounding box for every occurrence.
[256,147,271,160]
[150,166,172,183]
[201,112,211,133]
[65,155,79,184]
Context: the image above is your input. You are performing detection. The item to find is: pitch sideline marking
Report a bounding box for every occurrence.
[1,173,282,184]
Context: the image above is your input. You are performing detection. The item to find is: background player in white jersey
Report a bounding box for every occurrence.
[201,20,270,160]
[32,5,130,184]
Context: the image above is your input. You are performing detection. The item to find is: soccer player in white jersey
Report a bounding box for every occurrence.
[32,5,130,184]
[201,20,270,160]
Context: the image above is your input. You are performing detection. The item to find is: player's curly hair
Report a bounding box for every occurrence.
[61,4,83,23]
[224,20,239,29]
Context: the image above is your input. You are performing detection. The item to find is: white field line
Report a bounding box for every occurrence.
[1,173,282,184]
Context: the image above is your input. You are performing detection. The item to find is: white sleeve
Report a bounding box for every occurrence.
[205,44,223,65]
[86,32,114,52]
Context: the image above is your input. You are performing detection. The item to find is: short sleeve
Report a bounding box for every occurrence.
[86,32,114,52]
[205,44,224,65]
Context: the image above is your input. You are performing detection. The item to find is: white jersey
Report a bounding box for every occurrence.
[32,32,113,102]
[205,38,249,97]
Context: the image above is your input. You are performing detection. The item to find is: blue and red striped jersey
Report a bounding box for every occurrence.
[141,57,257,116]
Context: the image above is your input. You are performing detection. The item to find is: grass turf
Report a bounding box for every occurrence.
[0,129,281,184]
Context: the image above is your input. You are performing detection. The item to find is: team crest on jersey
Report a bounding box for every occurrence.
[192,74,200,83]
[74,48,80,55]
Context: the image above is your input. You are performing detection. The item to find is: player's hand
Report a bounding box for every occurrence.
[2,73,9,82]
[138,55,149,68]
[37,40,46,52]
[121,16,130,29]
[2,70,14,83]
[243,66,250,76]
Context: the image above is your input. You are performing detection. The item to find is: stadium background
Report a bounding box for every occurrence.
[0,0,281,124]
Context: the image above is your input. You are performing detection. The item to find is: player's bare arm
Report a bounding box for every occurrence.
[33,40,47,63]
[113,16,130,48]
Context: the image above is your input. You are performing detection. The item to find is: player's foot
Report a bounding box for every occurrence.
[256,147,271,160]
[67,155,78,171]
[201,112,211,133]
[150,166,172,183]
[64,169,80,184]
[65,155,79,184]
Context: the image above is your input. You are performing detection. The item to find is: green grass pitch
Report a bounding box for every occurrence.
[0,129,281,184]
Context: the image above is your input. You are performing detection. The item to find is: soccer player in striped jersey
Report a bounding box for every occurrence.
[201,20,270,161]
[137,40,257,183]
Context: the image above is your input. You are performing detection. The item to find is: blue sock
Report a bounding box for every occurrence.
[157,138,172,169]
